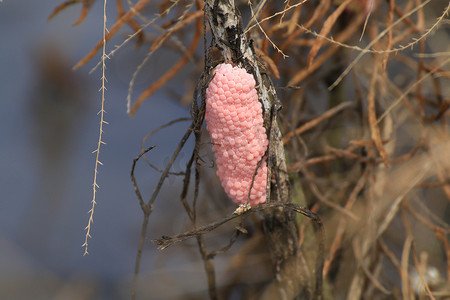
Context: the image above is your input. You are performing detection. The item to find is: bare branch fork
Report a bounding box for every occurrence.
[131,1,324,299]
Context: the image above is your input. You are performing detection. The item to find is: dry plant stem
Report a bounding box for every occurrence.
[411,245,436,300]
[130,146,155,300]
[430,145,450,202]
[378,238,401,270]
[283,101,354,144]
[155,202,326,300]
[155,202,321,248]
[48,0,94,26]
[435,228,450,286]
[288,12,366,86]
[73,0,152,70]
[323,167,370,276]
[274,0,333,64]
[391,2,421,33]
[82,0,108,256]
[328,0,448,90]
[129,12,203,115]
[404,201,450,234]
[376,168,430,239]
[352,239,391,295]
[89,0,183,74]
[347,235,376,299]
[307,0,353,66]
[207,0,326,296]
[141,117,192,175]
[181,84,218,299]
[147,126,194,208]
[150,5,200,53]
[406,199,450,289]
[287,154,336,172]
[382,0,394,70]
[254,47,280,79]
[367,62,389,166]
[399,212,416,300]
[131,147,155,210]
[116,0,144,46]
[411,197,450,231]
[303,168,359,220]
[131,124,194,300]
[247,1,287,58]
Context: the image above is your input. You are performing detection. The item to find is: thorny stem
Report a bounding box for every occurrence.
[82,0,109,256]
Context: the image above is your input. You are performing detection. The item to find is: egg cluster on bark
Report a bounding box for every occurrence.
[205,63,268,206]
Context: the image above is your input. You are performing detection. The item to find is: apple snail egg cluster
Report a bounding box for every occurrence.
[205,63,268,206]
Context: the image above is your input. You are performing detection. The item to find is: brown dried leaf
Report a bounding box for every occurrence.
[73,0,95,26]
[254,47,280,79]
[288,12,366,86]
[286,4,302,36]
[73,0,151,70]
[116,0,144,47]
[48,0,95,26]
[151,10,203,53]
[274,0,332,64]
[307,0,353,66]
[48,0,80,22]
[129,15,202,116]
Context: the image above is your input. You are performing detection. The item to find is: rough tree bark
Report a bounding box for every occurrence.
[204,1,319,299]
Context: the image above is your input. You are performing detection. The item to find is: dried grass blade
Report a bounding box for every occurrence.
[367,64,388,166]
[307,0,353,66]
[48,0,80,22]
[150,10,203,52]
[129,15,202,116]
[73,0,151,70]
[116,0,144,46]
[283,101,353,144]
[400,236,413,300]
[254,47,280,78]
[73,0,95,26]
[382,0,394,70]
[288,12,366,86]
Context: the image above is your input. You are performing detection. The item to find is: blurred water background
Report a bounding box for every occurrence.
[0,1,200,299]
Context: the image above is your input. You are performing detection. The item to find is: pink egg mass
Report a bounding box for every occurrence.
[205,63,269,206]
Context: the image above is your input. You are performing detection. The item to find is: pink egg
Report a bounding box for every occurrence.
[205,63,268,206]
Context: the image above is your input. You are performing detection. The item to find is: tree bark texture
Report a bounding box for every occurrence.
[204,1,313,298]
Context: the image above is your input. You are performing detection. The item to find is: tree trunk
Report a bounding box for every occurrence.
[204,1,314,298]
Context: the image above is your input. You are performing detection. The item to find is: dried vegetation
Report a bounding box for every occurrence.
[52,0,450,299]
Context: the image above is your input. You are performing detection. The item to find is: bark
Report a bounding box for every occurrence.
[204,1,314,298]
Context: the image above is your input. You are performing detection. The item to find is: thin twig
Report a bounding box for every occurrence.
[154,202,320,249]
[82,0,109,256]
[283,101,354,144]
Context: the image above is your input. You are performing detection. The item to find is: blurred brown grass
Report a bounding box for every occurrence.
[55,0,450,298]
